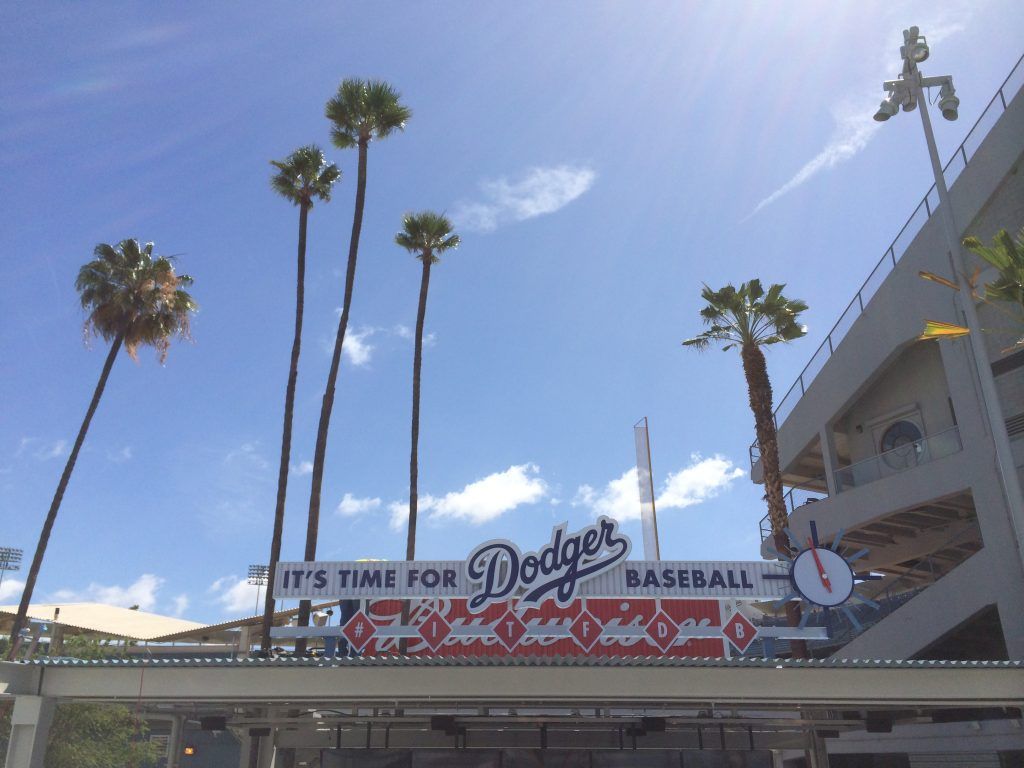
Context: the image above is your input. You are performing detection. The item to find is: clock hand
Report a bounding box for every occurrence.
[807,537,832,593]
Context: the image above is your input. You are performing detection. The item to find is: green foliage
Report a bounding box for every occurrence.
[270,144,341,207]
[0,700,159,768]
[59,634,126,660]
[682,279,808,352]
[325,79,411,148]
[44,704,161,768]
[963,227,1024,309]
[395,211,461,264]
[76,239,198,363]
[0,701,10,761]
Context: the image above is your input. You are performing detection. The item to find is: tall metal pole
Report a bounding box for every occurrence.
[909,70,1024,565]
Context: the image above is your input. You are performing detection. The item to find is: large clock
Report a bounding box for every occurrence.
[791,545,855,607]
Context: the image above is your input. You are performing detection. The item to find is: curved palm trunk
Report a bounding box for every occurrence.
[6,335,123,660]
[260,200,310,653]
[406,258,431,561]
[296,139,369,652]
[740,342,807,659]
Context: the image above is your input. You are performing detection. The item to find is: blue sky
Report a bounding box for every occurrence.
[2,1,1021,622]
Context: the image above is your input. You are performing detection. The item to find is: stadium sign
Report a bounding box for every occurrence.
[273,516,796,607]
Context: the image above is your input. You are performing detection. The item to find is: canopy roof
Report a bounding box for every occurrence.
[0,603,205,642]
[0,600,341,643]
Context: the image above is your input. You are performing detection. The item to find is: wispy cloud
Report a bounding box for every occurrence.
[454,164,597,233]
[748,100,880,218]
[324,323,436,368]
[50,574,165,611]
[224,441,269,470]
[386,464,548,531]
[336,493,382,517]
[107,446,133,463]
[747,8,971,220]
[16,437,68,461]
[573,454,745,521]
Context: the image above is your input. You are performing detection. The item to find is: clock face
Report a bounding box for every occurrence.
[791,546,855,607]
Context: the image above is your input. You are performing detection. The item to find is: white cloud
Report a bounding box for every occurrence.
[170,593,189,617]
[387,463,548,531]
[393,324,413,340]
[748,100,880,217]
[50,574,165,611]
[454,164,596,232]
[336,493,382,517]
[657,454,746,509]
[16,437,68,461]
[209,576,261,615]
[574,455,745,521]
[291,460,313,476]
[225,441,269,470]
[388,500,410,532]
[107,446,133,463]
[429,464,547,524]
[0,578,25,603]
[573,468,642,521]
[343,326,375,367]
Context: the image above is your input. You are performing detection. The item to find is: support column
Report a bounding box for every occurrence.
[3,696,55,768]
[819,426,838,497]
[256,729,277,768]
[167,715,184,768]
[805,729,830,768]
[238,733,255,768]
[237,625,254,660]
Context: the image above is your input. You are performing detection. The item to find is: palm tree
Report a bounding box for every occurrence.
[965,227,1024,310]
[395,212,461,560]
[682,279,808,656]
[260,146,340,653]
[6,240,196,660]
[295,79,411,647]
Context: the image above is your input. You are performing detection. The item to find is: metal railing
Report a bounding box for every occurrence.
[815,521,981,650]
[758,484,828,542]
[749,53,1024,467]
[749,522,981,655]
[834,426,962,491]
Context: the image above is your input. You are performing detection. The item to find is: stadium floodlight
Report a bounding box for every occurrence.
[874,26,1024,563]
[0,547,23,592]
[902,26,929,63]
[247,564,270,616]
[247,564,269,586]
[874,94,900,122]
[938,82,960,121]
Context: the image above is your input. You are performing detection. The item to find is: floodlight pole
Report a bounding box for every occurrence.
[896,41,1024,565]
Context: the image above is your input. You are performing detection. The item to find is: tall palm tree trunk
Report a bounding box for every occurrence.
[261,201,310,653]
[6,335,123,660]
[740,342,807,659]
[295,139,369,652]
[406,259,432,561]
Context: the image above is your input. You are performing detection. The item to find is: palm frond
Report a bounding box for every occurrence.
[326,78,410,148]
[684,279,807,354]
[919,319,970,340]
[964,227,1024,313]
[77,240,198,363]
[269,144,341,207]
[395,211,460,264]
